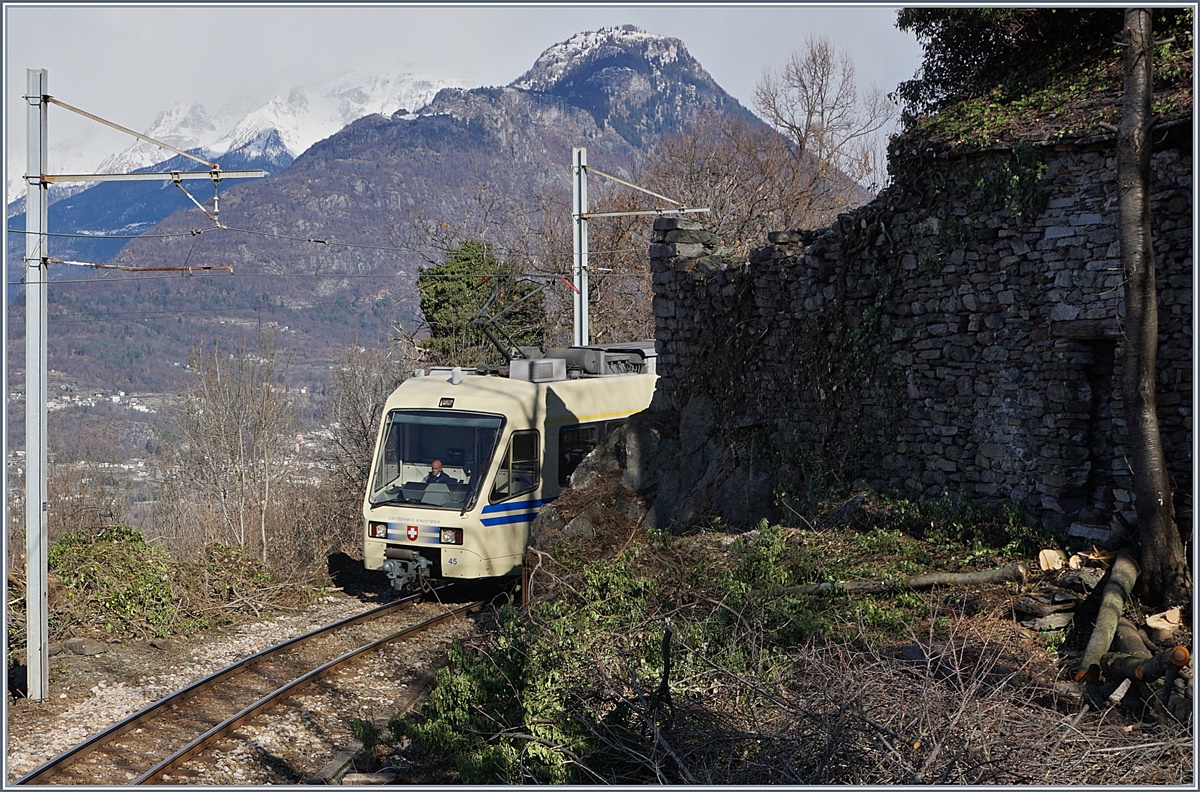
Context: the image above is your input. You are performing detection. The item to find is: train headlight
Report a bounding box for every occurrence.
[368,521,389,539]
[439,528,463,545]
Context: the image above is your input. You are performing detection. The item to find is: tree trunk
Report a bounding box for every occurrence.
[776,562,1029,596]
[1118,8,1191,607]
[260,466,269,565]
[1074,550,1139,681]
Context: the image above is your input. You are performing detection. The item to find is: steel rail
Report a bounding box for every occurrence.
[135,601,483,784]
[13,587,441,785]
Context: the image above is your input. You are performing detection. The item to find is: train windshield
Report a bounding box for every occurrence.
[367,409,504,511]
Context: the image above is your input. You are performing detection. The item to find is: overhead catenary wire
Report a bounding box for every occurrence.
[9,224,655,260]
[5,270,654,293]
[9,122,661,325]
[15,97,665,281]
[5,228,203,241]
[44,298,410,324]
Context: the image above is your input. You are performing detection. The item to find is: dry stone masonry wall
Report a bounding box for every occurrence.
[645,134,1192,543]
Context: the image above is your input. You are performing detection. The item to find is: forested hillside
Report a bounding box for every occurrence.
[7,28,764,397]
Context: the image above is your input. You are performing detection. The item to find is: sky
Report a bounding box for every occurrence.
[3,2,924,175]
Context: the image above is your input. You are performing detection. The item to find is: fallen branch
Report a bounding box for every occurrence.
[774,563,1030,597]
[1101,646,1193,727]
[1074,550,1139,682]
[1113,616,1153,659]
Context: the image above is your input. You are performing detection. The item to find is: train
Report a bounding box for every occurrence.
[362,341,658,591]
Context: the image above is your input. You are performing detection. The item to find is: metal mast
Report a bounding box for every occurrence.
[570,147,708,348]
[17,70,263,701]
[571,147,589,346]
[24,67,50,702]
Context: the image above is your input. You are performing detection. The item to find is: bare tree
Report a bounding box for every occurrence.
[1117,8,1191,606]
[160,332,299,565]
[644,114,811,257]
[318,335,422,531]
[43,409,133,543]
[754,35,895,224]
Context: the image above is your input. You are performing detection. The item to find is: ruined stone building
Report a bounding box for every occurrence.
[642,119,1192,547]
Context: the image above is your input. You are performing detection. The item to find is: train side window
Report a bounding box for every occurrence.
[559,423,601,486]
[491,430,540,501]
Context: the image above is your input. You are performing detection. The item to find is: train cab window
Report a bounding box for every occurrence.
[491,430,540,501]
[368,409,503,510]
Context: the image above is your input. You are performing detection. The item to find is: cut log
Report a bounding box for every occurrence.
[1114,617,1153,659]
[1100,646,1192,726]
[1074,551,1139,682]
[1144,607,1184,643]
[1038,549,1068,570]
[1137,645,1190,683]
[776,562,1030,596]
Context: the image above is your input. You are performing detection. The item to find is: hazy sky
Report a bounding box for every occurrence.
[4,2,924,169]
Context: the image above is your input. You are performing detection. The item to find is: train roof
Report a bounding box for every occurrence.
[386,342,658,422]
[421,340,657,383]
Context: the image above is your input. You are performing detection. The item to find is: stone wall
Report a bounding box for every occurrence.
[643,132,1192,543]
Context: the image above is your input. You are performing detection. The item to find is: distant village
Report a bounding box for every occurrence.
[6,384,332,503]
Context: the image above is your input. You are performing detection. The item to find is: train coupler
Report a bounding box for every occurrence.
[381,550,432,592]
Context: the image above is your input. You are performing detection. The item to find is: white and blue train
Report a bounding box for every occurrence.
[363,342,657,591]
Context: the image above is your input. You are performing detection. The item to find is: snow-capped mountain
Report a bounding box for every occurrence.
[512,26,687,93]
[6,69,457,205]
[93,101,221,176]
[210,71,451,165]
[11,28,779,397]
[509,25,753,148]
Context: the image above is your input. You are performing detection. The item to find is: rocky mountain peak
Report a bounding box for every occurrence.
[511,26,686,94]
[93,101,218,175]
[510,26,750,148]
[146,101,219,145]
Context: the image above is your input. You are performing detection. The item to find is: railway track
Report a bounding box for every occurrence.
[14,589,483,785]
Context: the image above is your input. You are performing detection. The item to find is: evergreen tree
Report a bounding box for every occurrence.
[416,239,545,367]
[894,7,1192,124]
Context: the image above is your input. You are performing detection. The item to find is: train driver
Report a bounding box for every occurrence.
[426,459,458,485]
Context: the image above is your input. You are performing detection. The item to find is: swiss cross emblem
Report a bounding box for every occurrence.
[406,525,419,541]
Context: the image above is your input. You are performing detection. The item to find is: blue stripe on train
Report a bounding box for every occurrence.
[481,497,551,514]
[479,496,557,527]
[480,511,539,527]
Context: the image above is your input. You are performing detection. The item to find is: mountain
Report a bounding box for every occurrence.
[95,102,221,176]
[512,27,749,147]
[7,28,765,395]
[6,69,456,204]
[6,69,456,294]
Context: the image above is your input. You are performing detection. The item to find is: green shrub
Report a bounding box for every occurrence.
[48,525,180,638]
[397,486,1055,784]
[395,603,590,783]
[849,491,1052,559]
[34,527,317,644]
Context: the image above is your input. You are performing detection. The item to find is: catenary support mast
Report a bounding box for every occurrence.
[571,147,589,346]
[570,147,708,347]
[17,69,263,701]
[24,67,50,702]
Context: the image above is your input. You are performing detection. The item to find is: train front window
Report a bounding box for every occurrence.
[368,410,503,510]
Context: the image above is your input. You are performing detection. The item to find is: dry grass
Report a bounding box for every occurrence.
[512,493,1196,785]
[539,596,1193,785]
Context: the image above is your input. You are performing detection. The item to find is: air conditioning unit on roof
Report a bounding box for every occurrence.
[510,358,567,382]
